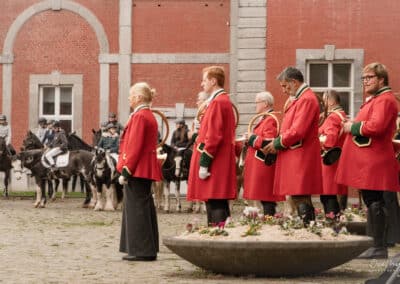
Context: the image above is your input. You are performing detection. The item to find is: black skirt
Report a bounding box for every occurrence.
[119,177,159,257]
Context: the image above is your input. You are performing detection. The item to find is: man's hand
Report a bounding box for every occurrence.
[343,121,353,133]
[118,175,128,185]
[199,166,210,180]
[261,142,277,154]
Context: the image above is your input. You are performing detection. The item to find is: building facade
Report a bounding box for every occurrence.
[1,0,399,149]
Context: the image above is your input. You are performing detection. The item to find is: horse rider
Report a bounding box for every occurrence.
[170,118,189,149]
[0,114,16,155]
[35,117,48,143]
[102,112,124,135]
[44,121,68,170]
[42,119,55,146]
[97,123,120,177]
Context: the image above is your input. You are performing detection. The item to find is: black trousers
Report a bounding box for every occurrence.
[205,199,230,225]
[119,177,159,257]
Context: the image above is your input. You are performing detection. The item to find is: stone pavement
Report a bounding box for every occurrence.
[0,197,396,283]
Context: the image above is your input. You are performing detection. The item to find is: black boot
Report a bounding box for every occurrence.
[358,201,388,259]
[338,195,348,211]
[321,195,340,216]
[261,201,276,216]
[297,203,315,226]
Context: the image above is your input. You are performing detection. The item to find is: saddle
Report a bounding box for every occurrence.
[41,151,70,168]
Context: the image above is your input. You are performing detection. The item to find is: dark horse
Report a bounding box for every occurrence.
[12,149,94,208]
[20,131,94,206]
[92,148,123,211]
[0,137,12,197]
[154,144,192,212]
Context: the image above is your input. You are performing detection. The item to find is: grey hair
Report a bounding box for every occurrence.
[256,91,274,106]
[276,66,304,83]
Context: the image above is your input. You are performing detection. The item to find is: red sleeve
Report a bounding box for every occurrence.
[281,96,318,147]
[203,100,234,158]
[361,97,397,137]
[323,114,342,148]
[123,114,146,174]
[252,116,278,150]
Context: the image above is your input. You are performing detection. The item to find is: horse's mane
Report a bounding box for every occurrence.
[67,133,93,151]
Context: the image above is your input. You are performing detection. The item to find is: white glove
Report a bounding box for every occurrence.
[194,120,201,130]
[199,166,211,180]
[118,175,128,185]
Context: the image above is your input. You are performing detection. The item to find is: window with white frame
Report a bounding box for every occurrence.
[39,85,73,133]
[306,61,354,117]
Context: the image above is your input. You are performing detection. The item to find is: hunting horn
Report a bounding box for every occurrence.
[151,109,170,147]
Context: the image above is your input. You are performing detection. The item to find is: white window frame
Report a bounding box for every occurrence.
[296,45,364,119]
[306,60,355,117]
[39,85,74,131]
[29,72,83,136]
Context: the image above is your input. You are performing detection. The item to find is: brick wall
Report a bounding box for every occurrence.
[267,0,400,111]
[12,9,99,146]
[132,0,230,53]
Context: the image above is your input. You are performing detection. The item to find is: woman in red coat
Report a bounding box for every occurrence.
[243,91,285,215]
[318,90,347,216]
[117,82,162,261]
[336,63,399,259]
[187,66,237,225]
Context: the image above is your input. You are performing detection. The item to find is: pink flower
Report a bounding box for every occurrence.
[218,221,225,229]
[186,223,193,232]
[274,212,283,219]
[325,211,335,219]
[314,208,322,214]
[351,203,360,209]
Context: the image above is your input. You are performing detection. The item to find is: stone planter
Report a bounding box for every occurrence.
[163,236,373,277]
[346,221,367,235]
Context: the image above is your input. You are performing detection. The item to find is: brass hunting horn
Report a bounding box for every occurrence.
[151,109,170,147]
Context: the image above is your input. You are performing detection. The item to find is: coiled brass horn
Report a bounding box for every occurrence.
[195,102,240,129]
[151,109,169,147]
[248,111,280,134]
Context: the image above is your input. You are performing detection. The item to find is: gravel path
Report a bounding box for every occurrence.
[0,197,397,283]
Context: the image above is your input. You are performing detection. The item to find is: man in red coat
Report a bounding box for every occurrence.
[187,66,237,225]
[336,63,400,259]
[243,91,285,216]
[264,67,323,225]
[318,90,347,216]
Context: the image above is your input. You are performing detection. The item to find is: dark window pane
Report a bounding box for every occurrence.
[309,64,328,87]
[337,92,350,115]
[60,120,72,134]
[60,87,72,115]
[333,64,351,87]
[43,87,55,115]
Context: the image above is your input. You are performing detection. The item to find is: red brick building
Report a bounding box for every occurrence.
[0,0,399,150]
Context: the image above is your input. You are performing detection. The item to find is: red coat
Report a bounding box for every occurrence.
[187,91,237,201]
[318,108,347,195]
[117,106,162,181]
[243,114,285,201]
[336,88,399,191]
[272,86,323,196]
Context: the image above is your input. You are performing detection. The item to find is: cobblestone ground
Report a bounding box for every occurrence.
[0,197,398,284]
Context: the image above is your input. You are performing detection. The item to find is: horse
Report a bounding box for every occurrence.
[92,148,123,211]
[0,137,12,197]
[67,132,95,193]
[12,149,94,208]
[91,128,102,147]
[153,144,186,213]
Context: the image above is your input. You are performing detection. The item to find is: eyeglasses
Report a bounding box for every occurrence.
[361,75,377,82]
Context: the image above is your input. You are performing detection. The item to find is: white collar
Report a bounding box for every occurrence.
[133,104,150,114]
[206,88,225,105]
